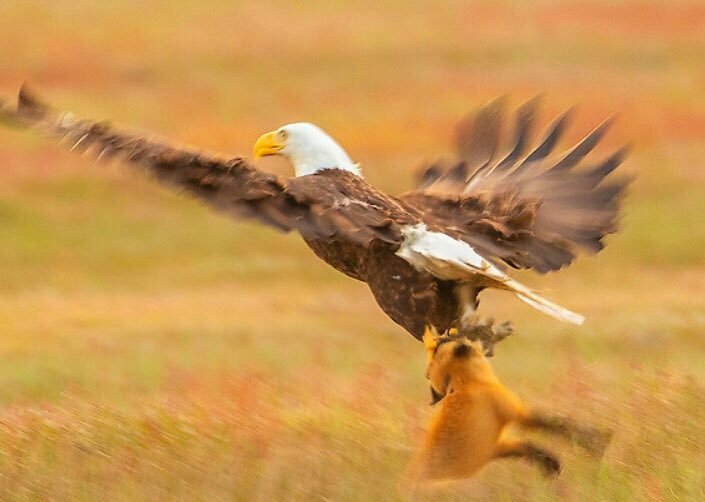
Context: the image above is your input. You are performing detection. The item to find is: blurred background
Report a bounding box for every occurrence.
[0,0,703,499]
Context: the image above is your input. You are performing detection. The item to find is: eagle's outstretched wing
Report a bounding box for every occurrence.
[0,85,411,246]
[402,98,630,273]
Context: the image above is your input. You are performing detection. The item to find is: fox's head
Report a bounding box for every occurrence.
[422,326,495,405]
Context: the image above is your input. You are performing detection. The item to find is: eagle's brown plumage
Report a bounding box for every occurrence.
[0,86,628,340]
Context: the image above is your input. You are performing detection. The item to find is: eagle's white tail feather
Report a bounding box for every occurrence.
[396,223,585,325]
[504,278,585,325]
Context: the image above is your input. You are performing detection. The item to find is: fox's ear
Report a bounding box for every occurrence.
[423,326,440,366]
[423,325,439,353]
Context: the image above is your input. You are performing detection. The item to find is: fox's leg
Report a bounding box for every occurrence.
[494,438,561,477]
[520,412,612,457]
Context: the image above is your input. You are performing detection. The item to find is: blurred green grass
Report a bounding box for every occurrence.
[0,0,704,499]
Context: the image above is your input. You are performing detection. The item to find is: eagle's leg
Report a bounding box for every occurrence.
[453,284,513,356]
[454,283,480,328]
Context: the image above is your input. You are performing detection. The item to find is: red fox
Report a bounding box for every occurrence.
[408,326,611,485]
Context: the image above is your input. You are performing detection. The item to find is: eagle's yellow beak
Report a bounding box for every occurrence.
[253,131,285,159]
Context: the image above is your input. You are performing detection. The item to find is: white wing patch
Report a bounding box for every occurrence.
[396,224,505,281]
[395,224,585,325]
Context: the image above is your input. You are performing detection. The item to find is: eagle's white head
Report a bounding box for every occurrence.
[253,122,361,177]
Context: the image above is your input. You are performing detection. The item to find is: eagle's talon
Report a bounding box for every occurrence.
[492,320,514,340]
[455,317,513,357]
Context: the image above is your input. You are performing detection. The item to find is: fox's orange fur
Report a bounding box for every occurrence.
[408,327,611,486]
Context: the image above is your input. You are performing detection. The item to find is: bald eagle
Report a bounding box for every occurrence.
[0,86,628,341]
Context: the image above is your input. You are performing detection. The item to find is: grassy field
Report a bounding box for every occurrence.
[1,0,704,499]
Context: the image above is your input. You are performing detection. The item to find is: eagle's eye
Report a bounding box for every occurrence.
[279,129,288,140]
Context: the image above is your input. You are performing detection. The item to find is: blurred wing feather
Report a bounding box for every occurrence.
[0,85,410,246]
[403,98,630,273]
